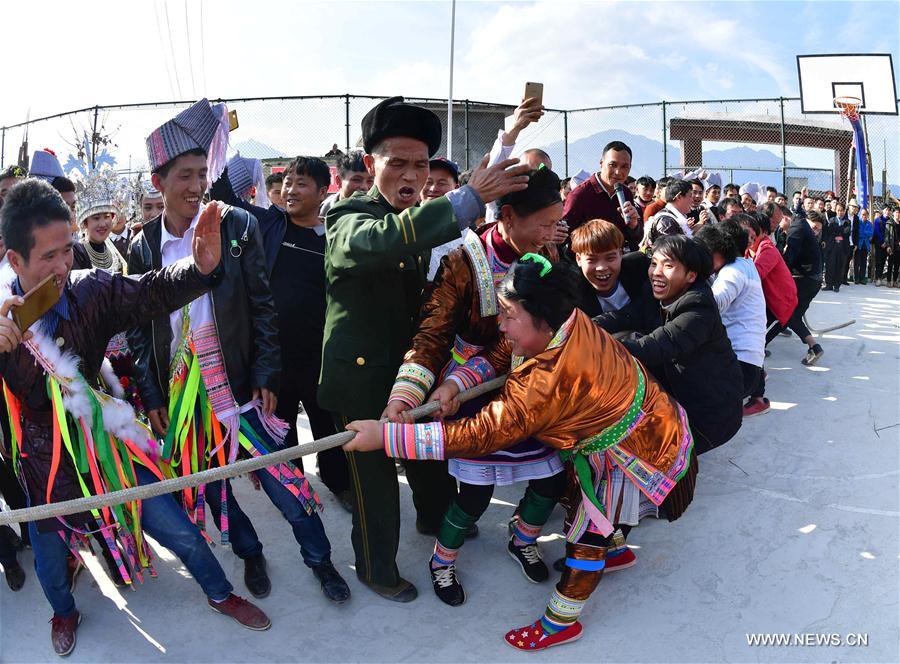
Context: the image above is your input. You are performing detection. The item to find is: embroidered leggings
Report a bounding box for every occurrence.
[437,472,566,551]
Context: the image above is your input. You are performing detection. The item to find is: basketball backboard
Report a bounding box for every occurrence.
[797,54,898,115]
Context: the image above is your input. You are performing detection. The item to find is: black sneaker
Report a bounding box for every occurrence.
[507,536,548,583]
[430,561,465,606]
[312,560,350,604]
[243,553,271,599]
[4,560,25,591]
[801,344,824,366]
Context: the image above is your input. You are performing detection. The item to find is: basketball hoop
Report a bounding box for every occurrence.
[833,95,862,121]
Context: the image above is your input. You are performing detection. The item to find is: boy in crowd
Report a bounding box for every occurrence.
[319,150,374,218]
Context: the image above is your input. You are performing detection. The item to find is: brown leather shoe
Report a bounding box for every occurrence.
[51,611,81,657]
[208,594,271,631]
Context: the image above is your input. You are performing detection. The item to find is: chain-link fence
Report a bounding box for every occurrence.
[2,94,898,205]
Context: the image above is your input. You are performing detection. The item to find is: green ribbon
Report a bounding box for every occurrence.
[559,359,646,519]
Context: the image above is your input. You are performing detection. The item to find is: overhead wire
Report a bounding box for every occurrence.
[163,0,183,98]
[199,0,208,93]
[153,0,178,100]
[184,0,197,97]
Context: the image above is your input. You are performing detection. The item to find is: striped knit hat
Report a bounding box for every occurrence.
[145,98,230,183]
[226,153,269,208]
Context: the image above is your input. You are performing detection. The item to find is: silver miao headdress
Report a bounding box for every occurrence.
[76,168,124,224]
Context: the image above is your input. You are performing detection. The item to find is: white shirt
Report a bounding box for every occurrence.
[595,281,631,313]
[711,257,766,367]
[160,208,214,358]
[485,129,516,224]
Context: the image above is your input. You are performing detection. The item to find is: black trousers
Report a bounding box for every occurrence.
[887,251,900,283]
[739,360,765,400]
[0,458,27,539]
[455,472,566,520]
[276,377,349,495]
[824,247,846,289]
[873,245,888,280]
[334,413,456,588]
[853,247,869,283]
[767,276,818,342]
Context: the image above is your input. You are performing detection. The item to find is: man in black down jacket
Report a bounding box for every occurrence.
[772,211,825,366]
[593,235,743,456]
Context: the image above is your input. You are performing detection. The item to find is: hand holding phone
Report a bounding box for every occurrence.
[0,297,28,354]
[11,274,60,333]
[523,81,544,107]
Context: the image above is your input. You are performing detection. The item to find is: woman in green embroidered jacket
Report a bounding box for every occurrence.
[345,257,694,651]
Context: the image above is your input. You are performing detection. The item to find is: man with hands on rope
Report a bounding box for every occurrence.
[0,178,273,658]
[319,95,531,603]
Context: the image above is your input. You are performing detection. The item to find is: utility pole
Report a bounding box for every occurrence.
[447,0,456,161]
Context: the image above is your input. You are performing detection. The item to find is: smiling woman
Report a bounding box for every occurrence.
[75,169,127,274]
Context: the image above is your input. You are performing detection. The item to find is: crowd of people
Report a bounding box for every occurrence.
[0,93,890,657]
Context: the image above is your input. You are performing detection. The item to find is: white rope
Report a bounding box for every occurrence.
[0,330,635,526]
[0,377,507,526]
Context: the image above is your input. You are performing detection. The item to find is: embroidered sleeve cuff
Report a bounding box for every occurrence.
[384,422,446,461]
[445,355,496,392]
[388,363,436,408]
[446,186,485,231]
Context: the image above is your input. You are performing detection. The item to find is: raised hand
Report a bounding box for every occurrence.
[507,97,545,142]
[467,155,531,204]
[192,201,223,275]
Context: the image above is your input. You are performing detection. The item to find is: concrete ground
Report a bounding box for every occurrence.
[1,283,898,663]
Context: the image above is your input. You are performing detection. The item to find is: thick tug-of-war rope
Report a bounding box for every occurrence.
[0,376,508,526]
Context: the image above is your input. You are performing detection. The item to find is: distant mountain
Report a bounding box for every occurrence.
[542,129,899,196]
[543,129,795,187]
[229,138,287,160]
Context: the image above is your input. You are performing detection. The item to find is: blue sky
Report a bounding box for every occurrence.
[1,0,897,179]
[2,0,898,120]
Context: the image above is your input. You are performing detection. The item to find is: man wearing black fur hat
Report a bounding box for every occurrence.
[319,96,530,602]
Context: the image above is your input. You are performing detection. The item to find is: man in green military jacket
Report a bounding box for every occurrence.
[319,96,529,602]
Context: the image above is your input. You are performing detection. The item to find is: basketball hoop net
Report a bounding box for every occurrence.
[834,95,862,121]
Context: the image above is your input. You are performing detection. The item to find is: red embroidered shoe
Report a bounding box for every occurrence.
[504,620,583,651]
[604,547,637,572]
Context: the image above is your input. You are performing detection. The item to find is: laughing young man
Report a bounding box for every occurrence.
[0,179,270,656]
[129,100,349,605]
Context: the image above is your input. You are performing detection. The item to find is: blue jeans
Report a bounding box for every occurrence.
[204,409,331,568]
[30,465,233,617]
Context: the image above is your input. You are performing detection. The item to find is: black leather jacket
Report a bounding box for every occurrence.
[0,262,218,523]
[126,206,281,412]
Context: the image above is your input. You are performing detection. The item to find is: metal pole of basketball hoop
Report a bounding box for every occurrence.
[800,94,865,337]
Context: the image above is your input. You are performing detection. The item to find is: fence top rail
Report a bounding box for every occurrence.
[1,94,570,131]
[11,94,898,133]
